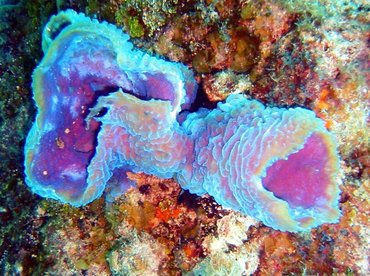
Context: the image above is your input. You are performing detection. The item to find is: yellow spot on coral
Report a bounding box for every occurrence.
[43,170,48,176]
[64,128,70,134]
[56,137,65,149]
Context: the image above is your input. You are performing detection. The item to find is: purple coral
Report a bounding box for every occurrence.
[178,95,340,231]
[24,10,340,232]
[24,10,196,205]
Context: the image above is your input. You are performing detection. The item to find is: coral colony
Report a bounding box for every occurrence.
[24,10,341,232]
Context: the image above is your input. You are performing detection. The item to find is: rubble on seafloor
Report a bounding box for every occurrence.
[0,0,369,275]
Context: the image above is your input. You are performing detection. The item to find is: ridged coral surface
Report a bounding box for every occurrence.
[179,94,340,231]
[24,10,341,232]
[24,10,197,206]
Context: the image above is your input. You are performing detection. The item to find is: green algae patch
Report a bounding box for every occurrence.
[127,17,145,38]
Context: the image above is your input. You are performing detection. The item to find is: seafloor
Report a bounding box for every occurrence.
[0,0,369,275]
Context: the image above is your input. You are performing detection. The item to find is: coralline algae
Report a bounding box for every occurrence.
[24,10,341,232]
